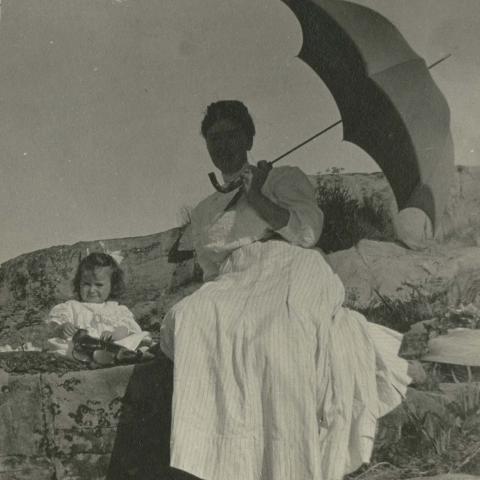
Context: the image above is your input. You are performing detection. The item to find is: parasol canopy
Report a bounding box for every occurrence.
[280,0,454,232]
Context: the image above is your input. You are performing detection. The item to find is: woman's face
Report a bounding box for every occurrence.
[79,267,112,303]
[205,118,252,174]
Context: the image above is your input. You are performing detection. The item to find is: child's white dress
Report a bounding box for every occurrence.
[47,299,141,355]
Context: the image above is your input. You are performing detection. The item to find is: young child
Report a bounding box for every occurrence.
[46,252,143,356]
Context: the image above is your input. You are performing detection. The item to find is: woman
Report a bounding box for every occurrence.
[160,100,410,480]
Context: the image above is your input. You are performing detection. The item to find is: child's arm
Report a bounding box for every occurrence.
[47,302,78,339]
[115,305,142,334]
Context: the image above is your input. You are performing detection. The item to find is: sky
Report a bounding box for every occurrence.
[1,0,479,264]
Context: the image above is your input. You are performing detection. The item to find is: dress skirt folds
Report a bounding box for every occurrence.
[160,240,411,480]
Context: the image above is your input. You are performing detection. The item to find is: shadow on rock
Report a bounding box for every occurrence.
[107,352,199,480]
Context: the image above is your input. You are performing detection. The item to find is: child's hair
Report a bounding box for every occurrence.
[73,252,125,300]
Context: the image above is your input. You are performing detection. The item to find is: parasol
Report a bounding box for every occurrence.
[278,0,454,233]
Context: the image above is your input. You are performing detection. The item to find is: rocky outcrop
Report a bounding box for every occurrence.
[329,240,480,309]
[2,362,478,480]
[0,167,479,479]
[0,228,200,350]
[314,165,480,248]
[2,234,480,351]
[1,168,480,349]
[0,356,178,480]
[408,476,479,479]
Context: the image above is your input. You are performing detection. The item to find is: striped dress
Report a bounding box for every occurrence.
[160,165,410,480]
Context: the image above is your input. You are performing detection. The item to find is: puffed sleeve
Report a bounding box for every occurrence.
[191,203,220,281]
[270,166,323,247]
[47,301,74,325]
[115,305,142,334]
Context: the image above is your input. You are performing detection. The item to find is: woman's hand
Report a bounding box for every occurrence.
[239,161,290,231]
[59,322,77,339]
[240,161,272,201]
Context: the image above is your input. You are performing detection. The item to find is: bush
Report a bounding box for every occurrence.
[315,169,394,253]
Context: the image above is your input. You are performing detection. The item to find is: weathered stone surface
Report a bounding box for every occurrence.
[329,240,480,309]
[407,475,480,480]
[0,372,46,456]
[0,457,55,480]
[0,371,54,479]
[313,165,480,248]
[53,454,111,480]
[0,168,478,479]
[0,227,198,349]
[43,366,135,456]
[399,320,434,359]
[1,168,479,348]
[0,356,184,480]
[407,360,428,385]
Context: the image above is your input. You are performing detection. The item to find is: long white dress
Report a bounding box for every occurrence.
[160,165,410,480]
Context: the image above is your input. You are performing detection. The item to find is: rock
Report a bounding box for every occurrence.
[393,207,433,250]
[407,475,480,480]
[313,165,480,248]
[441,166,480,246]
[0,168,478,478]
[1,168,479,348]
[0,374,48,465]
[0,356,179,480]
[407,360,428,385]
[329,240,480,310]
[0,227,200,349]
[1,219,480,349]
[400,320,437,359]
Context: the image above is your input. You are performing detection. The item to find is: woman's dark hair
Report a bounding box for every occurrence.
[73,252,125,300]
[200,100,256,143]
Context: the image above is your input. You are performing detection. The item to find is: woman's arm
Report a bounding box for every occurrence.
[241,162,290,230]
[244,190,290,231]
[243,163,323,247]
[271,166,324,247]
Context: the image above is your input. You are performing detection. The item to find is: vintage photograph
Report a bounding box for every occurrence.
[0,1,479,479]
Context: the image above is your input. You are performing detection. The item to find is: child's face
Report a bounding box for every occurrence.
[79,267,112,303]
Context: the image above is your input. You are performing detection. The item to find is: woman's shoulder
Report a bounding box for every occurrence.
[270,165,307,179]
[267,165,312,189]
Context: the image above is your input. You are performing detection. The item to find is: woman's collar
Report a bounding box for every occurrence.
[221,162,250,183]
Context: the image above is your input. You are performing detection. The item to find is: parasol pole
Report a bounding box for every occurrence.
[427,53,451,70]
[210,53,451,195]
[270,120,342,165]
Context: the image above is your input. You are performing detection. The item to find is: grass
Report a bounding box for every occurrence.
[349,293,480,479]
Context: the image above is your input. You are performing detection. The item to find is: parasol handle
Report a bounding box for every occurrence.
[208,53,451,193]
